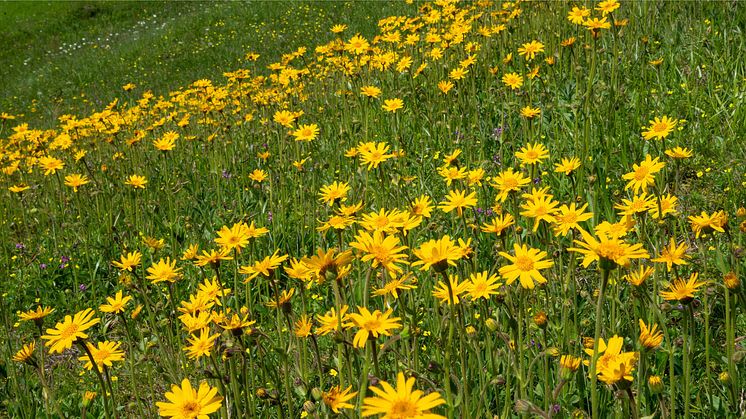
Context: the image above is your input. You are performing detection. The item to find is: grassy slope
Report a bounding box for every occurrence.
[0,0,407,126]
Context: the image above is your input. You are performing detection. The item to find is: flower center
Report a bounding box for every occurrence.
[180,401,202,418]
[390,400,418,418]
[60,324,80,340]
[515,255,535,272]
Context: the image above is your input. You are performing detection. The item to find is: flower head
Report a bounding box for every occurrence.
[362,372,446,418]
[42,308,100,354]
[156,379,223,419]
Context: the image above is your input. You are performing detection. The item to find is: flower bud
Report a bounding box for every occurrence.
[719,371,731,385]
[724,272,740,290]
[310,387,323,401]
[485,318,499,332]
[648,375,664,394]
[302,401,316,413]
[533,311,548,328]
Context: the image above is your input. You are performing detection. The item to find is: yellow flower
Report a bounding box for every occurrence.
[361,85,382,98]
[18,306,55,322]
[481,213,515,236]
[42,308,100,354]
[64,174,90,192]
[642,116,677,140]
[520,194,559,232]
[318,181,350,205]
[520,106,541,119]
[491,168,531,202]
[567,6,590,24]
[345,34,369,55]
[330,24,347,34]
[153,131,178,151]
[596,0,620,16]
[651,237,690,271]
[273,110,296,127]
[373,275,417,300]
[316,306,351,336]
[411,195,434,218]
[584,16,611,31]
[467,271,502,300]
[432,274,470,305]
[437,80,454,94]
[303,248,354,282]
[688,210,727,238]
[249,169,268,183]
[13,342,36,364]
[624,265,655,287]
[347,307,401,348]
[554,157,581,175]
[660,272,706,304]
[665,146,693,159]
[362,372,446,418]
[323,385,358,413]
[349,230,409,274]
[515,142,549,165]
[78,341,125,370]
[438,189,477,216]
[382,98,404,113]
[293,314,313,338]
[146,258,182,284]
[498,244,554,289]
[184,328,219,359]
[239,249,289,281]
[124,174,147,189]
[38,156,65,176]
[517,40,544,60]
[638,320,663,350]
[553,203,593,236]
[411,236,463,272]
[569,229,649,270]
[359,142,395,169]
[622,154,665,193]
[502,72,523,90]
[156,379,223,419]
[99,291,133,314]
[291,123,320,142]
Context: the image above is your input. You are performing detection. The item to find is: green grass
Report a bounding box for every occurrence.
[1,1,746,418]
[0,1,407,126]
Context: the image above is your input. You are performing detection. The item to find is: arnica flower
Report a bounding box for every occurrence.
[239,249,288,281]
[18,306,55,323]
[362,372,446,418]
[194,248,233,268]
[12,342,35,364]
[596,0,621,16]
[569,229,650,270]
[584,335,639,386]
[293,314,313,338]
[345,34,369,55]
[99,291,133,314]
[515,142,550,165]
[432,274,470,305]
[112,251,142,272]
[411,195,434,218]
[382,98,404,113]
[183,328,219,360]
[316,306,351,336]
[502,72,523,90]
[374,275,417,300]
[638,320,663,350]
[615,193,657,217]
[438,189,477,216]
[554,157,581,175]
[273,110,296,127]
[359,142,396,169]
[660,272,706,304]
[481,213,515,236]
[156,379,223,419]
[651,237,690,272]
[349,230,409,275]
[248,169,267,183]
[302,248,354,282]
[642,116,677,140]
[78,341,125,371]
[42,308,100,354]
[567,6,590,24]
[411,235,463,272]
[622,155,665,194]
[323,385,358,414]
[517,40,544,60]
[360,85,382,98]
[624,265,655,287]
[291,123,319,142]
[124,174,147,189]
[665,146,693,159]
[491,168,531,202]
[146,257,182,284]
[521,194,559,232]
[520,106,541,119]
[498,244,554,289]
[723,271,740,290]
[688,210,727,238]
[319,181,350,205]
[64,174,90,192]
[347,307,401,348]
[553,203,593,236]
[38,156,64,175]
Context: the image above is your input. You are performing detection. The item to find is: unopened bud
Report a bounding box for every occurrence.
[485,318,499,332]
[648,375,664,394]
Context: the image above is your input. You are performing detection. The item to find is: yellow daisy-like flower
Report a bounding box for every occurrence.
[517,40,544,60]
[515,142,550,165]
[554,157,581,175]
[438,189,477,216]
[467,271,502,300]
[124,174,147,189]
[323,385,358,414]
[146,257,182,284]
[42,308,101,354]
[596,0,620,15]
[568,229,649,270]
[651,237,690,272]
[38,156,65,176]
[319,181,350,205]
[622,154,665,193]
[660,272,706,304]
[345,34,370,55]
[498,244,554,289]
[411,236,464,272]
[184,327,219,360]
[64,174,90,192]
[18,306,55,322]
[361,85,382,98]
[99,291,133,314]
[239,249,289,281]
[347,307,401,348]
[553,203,593,236]
[688,210,727,238]
[664,146,693,159]
[156,379,223,419]
[432,274,470,305]
[13,342,36,364]
[642,116,677,140]
[362,372,446,418]
[567,6,590,24]
[520,106,541,119]
[382,98,404,113]
[349,230,409,275]
[491,168,531,202]
[481,213,514,236]
[502,72,523,89]
[112,251,142,271]
[638,319,663,350]
[78,341,125,371]
[249,169,268,183]
[291,123,320,142]
[303,248,354,283]
[359,142,396,169]
[520,195,559,232]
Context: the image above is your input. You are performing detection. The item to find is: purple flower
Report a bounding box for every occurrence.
[60,255,70,263]
[79,284,87,292]
[15,243,25,249]
[476,207,484,214]
[486,209,494,217]
[533,177,541,184]
[492,126,504,138]
[40,263,47,270]
[267,211,273,222]
[552,404,561,414]
[222,170,232,179]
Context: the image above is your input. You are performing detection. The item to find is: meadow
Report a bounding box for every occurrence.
[1,1,745,418]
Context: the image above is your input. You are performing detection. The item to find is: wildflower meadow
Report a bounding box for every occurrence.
[1,1,745,418]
